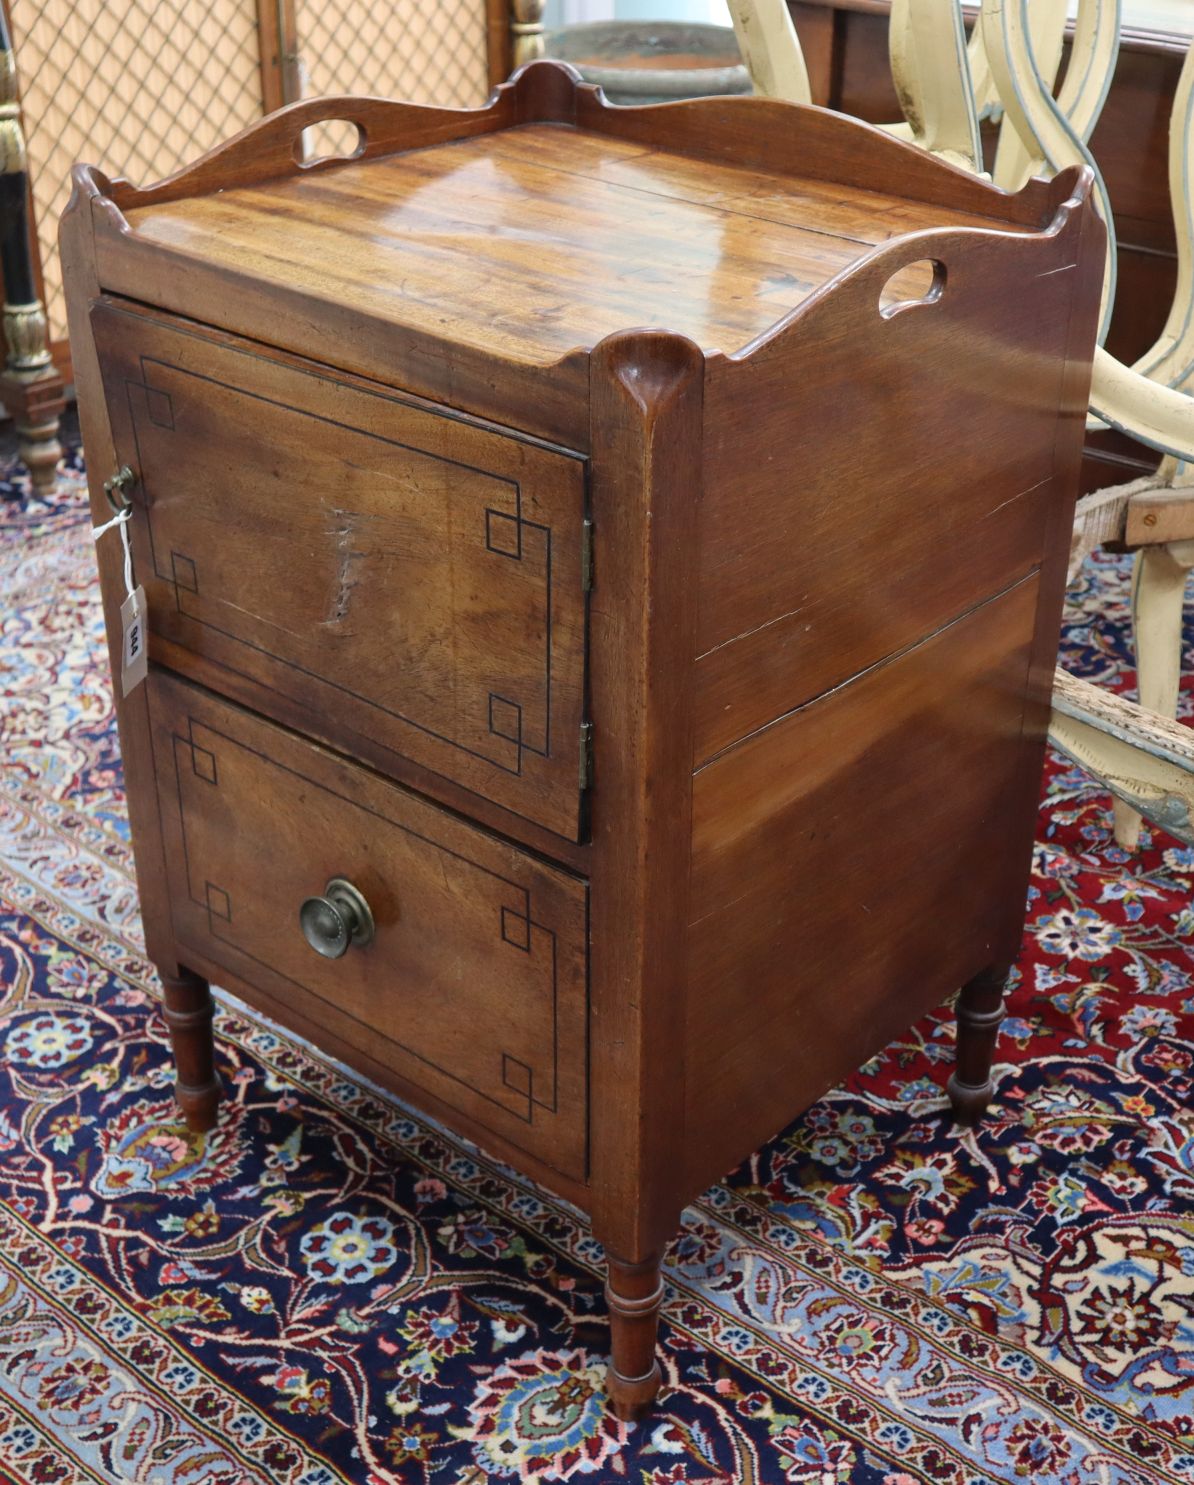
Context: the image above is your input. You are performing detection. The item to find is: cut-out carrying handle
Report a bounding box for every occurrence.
[270,97,381,171]
[878,257,947,318]
[855,175,1088,330]
[294,117,367,168]
[729,182,1090,366]
[99,91,508,209]
[206,94,389,175]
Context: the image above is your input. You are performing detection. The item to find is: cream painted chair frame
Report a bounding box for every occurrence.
[984,0,1194,846]
[727,0,1194,848]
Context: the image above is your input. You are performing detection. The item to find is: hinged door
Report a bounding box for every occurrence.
[93,299,589,839]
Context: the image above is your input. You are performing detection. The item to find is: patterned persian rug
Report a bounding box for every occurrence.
[1,448,1193,1485]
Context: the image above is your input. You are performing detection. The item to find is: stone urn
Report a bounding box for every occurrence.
[542,21,752,106]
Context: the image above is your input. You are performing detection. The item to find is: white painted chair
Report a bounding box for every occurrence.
[727,0,1194,846]
[983,0,1194,846]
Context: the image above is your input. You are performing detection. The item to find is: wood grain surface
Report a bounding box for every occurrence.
[121,122,1023,367]
[694,185,1096,762]
[148,669,590,1182]
[93,299,588,841]
[61,62,1108,1419]
[585,329,704,1419]
[685,576,1042,1190]
[77,62,1077,443]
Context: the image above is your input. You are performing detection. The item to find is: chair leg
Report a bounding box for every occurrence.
[604,1251,664,1422]
[16,398,63,495]
[947,964,1009,1126]
[159,968,222,1134]
[0,346,65,501]
[1114,544,1192,848]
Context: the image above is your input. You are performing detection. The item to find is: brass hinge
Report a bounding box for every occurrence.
[581,517,594,592]
[579,720,594,791]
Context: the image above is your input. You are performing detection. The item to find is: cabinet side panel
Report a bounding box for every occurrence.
[684,577,1041,1191]
[694,206,1103,764]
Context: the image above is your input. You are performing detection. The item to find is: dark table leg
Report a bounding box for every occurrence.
[947,962,1010,1125]
[604,1250,664,1421]
[160,967,222,1134]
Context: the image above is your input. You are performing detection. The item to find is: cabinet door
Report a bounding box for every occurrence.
[95,299,588,840]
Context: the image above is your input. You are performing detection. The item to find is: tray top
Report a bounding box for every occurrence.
[123,120,1029,365]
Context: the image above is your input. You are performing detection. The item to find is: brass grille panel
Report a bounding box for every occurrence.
[295,0,491,155]
[297,0,489,105]
[11,0,265,344]
[12,1,493,346]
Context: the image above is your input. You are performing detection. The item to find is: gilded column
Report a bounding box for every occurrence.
[0,13,63,497]
[511,0,546,68]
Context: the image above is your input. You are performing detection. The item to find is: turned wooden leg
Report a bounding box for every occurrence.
[1113,543,1193,849]
[947,963,1009,1126]
[15,398,63,495]
[604,1252,664,1422]
[159,968,222,1134]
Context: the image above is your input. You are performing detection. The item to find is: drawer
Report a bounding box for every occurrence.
[95,300,589,840]
[146,670,589,1181]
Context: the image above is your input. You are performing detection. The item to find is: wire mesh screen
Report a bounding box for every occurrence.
[296,0,491,156]
[11,0,494,347]
[11,0,264,344]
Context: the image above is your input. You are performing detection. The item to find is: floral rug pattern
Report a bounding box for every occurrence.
[1,453,1192,1484]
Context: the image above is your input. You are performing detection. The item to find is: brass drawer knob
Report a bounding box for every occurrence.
[299,877,375,959]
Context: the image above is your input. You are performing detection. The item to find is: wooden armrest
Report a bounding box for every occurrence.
[1048,667,1194,842]
[1068,478,1194,583]
[1068,476,1157,581]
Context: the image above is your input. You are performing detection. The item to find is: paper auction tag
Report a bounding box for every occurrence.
[94,493,147,698]
[120,584,148,696]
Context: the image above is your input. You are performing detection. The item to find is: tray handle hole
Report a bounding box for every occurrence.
[879,258,946,318]
[295,120,367,168]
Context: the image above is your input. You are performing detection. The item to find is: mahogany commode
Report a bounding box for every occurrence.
[62,61,1104,1420]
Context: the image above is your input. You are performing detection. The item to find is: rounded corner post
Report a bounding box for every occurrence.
[586,325,705,1418]
[1038,161,1100,239]
[590,328,705,430]
[63,162,105,217]
[62,163,126,249]
[1047,161,1091,209]
[507,56,589,126]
